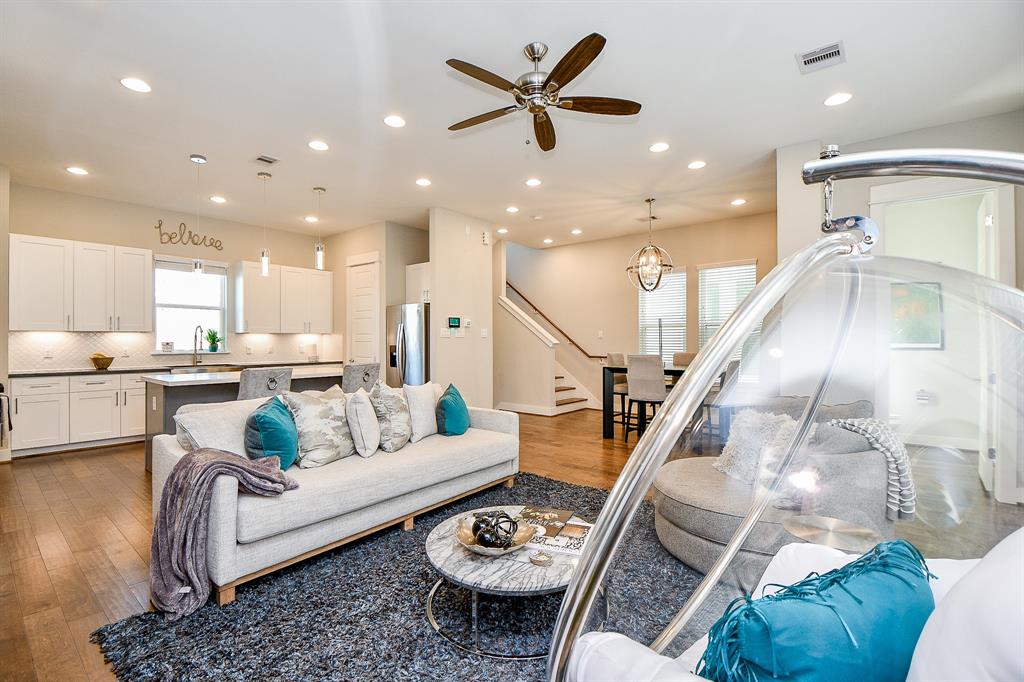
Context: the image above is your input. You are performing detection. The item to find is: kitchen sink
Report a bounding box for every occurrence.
[169,365,244,374]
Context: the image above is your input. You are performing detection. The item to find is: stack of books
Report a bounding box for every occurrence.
[519,506,593,556]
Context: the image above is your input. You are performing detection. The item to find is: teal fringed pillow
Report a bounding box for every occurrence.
[244,397,299,469]
[436,383,470,436]
[697,540,935,682]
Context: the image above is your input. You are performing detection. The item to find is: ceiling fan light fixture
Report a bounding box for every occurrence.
[649,142,670,153]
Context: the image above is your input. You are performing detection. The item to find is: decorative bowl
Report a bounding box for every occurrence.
[455,514,538,557]
[90,353,114,370]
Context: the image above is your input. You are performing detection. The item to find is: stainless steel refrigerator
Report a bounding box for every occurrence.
[386,303,430,387]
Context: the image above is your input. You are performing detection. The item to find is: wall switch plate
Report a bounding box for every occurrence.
[440,329,451,338]
[481,328,488,338]
[42,347,53,359]
[121,348,129,357]
[597,330,604,339]
[455,328,466,338]
[245,346,253,355]
[298,345,305,354]
[465,319,472,328]
[482,231,490,246]
[266,345,274,354]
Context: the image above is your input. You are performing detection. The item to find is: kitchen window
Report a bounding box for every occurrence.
[153,257,229,353]
[698,260,759,377]
[638,270,686,365]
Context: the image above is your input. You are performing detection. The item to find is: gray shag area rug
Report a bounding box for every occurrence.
[92,473,714,681]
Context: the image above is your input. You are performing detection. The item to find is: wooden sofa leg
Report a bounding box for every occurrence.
[402,516,415,531]
[504,476,515,488]
[216,585,235,606]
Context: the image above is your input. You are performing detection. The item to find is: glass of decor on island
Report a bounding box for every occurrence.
[205,328,222,352]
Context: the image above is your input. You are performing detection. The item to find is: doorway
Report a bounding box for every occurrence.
[346,259,380,364]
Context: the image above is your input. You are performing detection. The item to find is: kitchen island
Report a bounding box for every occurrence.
[143,363,345,470]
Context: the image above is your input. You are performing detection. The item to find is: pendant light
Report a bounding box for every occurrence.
[312,186,326,270]
[190,153,206,274]
[626,197,674,291]
[257,171,272,277]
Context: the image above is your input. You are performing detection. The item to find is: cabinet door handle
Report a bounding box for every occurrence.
[67,314,71,330]
[117,315,120,330]
[109,316,113,330]
[14,398,18,415]
[115,392,119,406]
[27,384,52,389]
[84,381,106,385]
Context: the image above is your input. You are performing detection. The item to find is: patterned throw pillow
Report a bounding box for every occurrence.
[281,392,355,468]
[370,382,411,452]
[346,388,380,458]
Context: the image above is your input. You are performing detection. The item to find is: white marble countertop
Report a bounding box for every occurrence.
[141,364,346,387]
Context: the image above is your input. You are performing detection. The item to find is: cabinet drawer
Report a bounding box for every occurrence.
[119,373,149,389]
[70,375,120,393]
[11,376,70,396]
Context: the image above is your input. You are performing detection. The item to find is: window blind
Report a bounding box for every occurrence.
[638,270,686,365]
[699,262,760,378]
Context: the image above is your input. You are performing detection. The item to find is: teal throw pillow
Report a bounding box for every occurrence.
[244,397,299,469]
[436,383,470,436]
[697,539,935,682]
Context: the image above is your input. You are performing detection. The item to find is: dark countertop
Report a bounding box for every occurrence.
[9,360,345,378]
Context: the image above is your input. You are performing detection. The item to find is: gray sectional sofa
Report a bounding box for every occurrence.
[152,398,519,605]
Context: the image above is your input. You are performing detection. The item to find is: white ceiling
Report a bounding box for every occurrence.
[1,1,1022,248]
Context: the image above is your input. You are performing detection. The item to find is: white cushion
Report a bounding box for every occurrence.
[405,383,439,443]
[570,632,703,682]
[173,399,267,455]
[907,528,1024,682]
[345,387,379,458]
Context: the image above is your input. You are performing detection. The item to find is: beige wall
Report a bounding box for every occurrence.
[385,222,429,307]
[0,168,9,462]
[429,207,494,407]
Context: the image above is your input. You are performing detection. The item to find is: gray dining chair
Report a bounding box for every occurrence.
[668,351,697,386]
[342,363,380,393]
[607,352,629,428]
[625,354,668,442]
[237,368,292,400]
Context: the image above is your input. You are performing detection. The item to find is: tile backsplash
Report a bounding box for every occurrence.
[10,331,345,372]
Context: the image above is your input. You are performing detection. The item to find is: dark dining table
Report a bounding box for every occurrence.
[602,364,687,438]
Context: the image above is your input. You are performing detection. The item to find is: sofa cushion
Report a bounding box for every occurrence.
[173,398,267,455]
[654,457,792,554]
[235,427,518,543]
[756,396,873,422]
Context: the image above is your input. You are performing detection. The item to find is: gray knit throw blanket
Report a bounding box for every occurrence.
[151,448,297,621]
[829,417,916,521]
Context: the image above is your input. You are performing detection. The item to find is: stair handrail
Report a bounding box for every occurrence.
[496,295,559,348]
[506,281,607,360]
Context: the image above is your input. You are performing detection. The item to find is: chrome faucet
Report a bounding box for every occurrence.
[193,325,204,366]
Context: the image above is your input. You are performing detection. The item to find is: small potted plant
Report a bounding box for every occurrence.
[205,328,223,352]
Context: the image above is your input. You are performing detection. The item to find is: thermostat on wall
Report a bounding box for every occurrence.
[447,317,462,329]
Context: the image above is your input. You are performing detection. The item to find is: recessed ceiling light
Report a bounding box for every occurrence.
[119,77,151,93]
[649,142,670,153]
[307,140,329,151]
[383,114,406,128]
[824,92,853,107]
[543,238,554,245]
[189,154,207,164]
[525,178,542,187]
[731,198,747,206]
[570,228,583,235]
[209,195,227,204]
[415,177,432,187]
[65,166,89,176]
[687,160,707,170]
[497,228,509,235]
[506,206,519,214]
[304,216,319,223]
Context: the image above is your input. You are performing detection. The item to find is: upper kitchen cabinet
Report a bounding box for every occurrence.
[234,261,281,333]
[114,246,154,331]
[10,234,74,331]
[280,266,333,333]
[406,262,432,304]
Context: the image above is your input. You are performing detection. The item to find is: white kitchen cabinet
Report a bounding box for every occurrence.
[69,390,121,443]
[114,246,153,331]
[11,393,70,450]
[406,262,431,304]
[73,242,116,331]
[234,261,281,333]
[120,388,146,437]
[280,266,333,333]
[10,234,74,331]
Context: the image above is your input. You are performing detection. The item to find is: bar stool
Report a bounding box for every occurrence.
[625,354,668,443]
[237,368,292,400]
[607,352,629,428]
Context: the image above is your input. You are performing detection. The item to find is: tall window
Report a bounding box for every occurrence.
[699,261,759,377]
[638,270,686,365]
[154,257,229,352]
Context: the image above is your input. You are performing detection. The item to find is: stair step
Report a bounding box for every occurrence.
[555,397,587,407]
[554,385,573,393]
[555,375,565,380]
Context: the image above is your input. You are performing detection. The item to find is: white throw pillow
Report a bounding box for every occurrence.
[907,528,1024,682]
[405,383,439,443]
[173,400,265,455]
[346,388,380,458]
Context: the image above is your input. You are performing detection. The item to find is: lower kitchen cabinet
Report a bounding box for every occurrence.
[70,390,120,443]
[11,393,70,450]
[121,388,146,437]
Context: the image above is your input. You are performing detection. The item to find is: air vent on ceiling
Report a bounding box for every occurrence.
[255,155,278,165]
[796,41,846,75]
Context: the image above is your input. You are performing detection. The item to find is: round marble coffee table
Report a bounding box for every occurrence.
[425,505,588,660]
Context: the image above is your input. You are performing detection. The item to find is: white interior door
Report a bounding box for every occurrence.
[73,242,115,331]
[114,246,153,331]
[347,262,380,363]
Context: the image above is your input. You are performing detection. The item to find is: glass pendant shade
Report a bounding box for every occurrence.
[260,248,270,277]
[314,241,325,271]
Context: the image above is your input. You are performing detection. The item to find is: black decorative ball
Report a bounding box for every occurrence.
[471,511,519,548]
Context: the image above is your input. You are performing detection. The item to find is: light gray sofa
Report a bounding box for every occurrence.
[152,399,519,605]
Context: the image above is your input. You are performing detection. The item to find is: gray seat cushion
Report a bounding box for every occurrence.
[756,396,873,422]
[653,457,792,555]
[235,428,517,543]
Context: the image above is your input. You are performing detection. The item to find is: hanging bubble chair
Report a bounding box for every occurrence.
[549,149,1024,682]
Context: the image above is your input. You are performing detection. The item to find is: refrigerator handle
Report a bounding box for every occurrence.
[396,322,406,385]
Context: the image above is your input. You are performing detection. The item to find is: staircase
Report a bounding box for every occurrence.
[553,366,591,415]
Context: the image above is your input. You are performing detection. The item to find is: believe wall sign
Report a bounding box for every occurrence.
[154,219,224,251]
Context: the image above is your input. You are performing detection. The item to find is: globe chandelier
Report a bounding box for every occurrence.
[626,197,674,291]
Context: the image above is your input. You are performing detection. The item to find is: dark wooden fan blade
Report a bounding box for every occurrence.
[543,33,606,91]
[557,96,641,115]
[446,59,517,93]
[534,112,556,151]
[448,106,519,131]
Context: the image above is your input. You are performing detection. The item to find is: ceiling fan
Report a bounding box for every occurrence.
[446,33,641,151]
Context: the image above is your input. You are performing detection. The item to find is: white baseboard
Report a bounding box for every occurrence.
[496,401,555,416]
[897,432,978,451]
[12,436,145,459]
